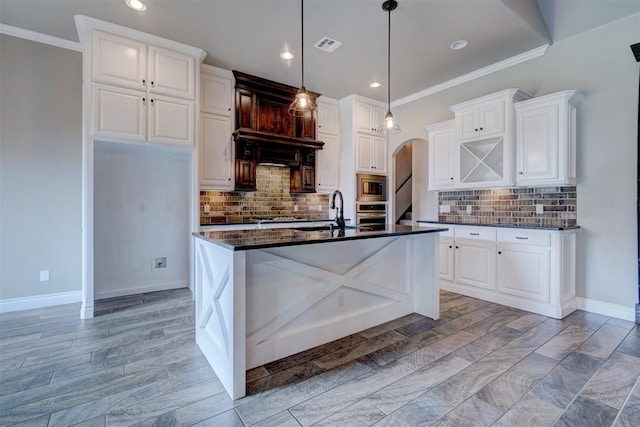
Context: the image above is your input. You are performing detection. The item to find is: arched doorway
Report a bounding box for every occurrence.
[391,138,430,224]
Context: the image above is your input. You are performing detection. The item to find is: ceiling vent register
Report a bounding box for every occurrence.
[314,37,343,53]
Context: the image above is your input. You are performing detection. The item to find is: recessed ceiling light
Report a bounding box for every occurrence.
[126,0,147,11]
[450,40,468,50]
[280,51,294,60]
[369,82,382,88]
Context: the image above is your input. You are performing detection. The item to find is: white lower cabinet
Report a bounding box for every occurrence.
[425,223,577,318]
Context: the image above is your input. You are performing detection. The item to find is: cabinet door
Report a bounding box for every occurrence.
[356,134,373,172]
[516,104,559,184]
[356,101,375,134]
[201,73,233,116]
[317,102,339,135]
[200,113,233,189]
[478,100,505,137]
[316,132,339,192]
[92,31,146,90]
[235,159,256,191]
[148,95,194,145]
[92,84,146,142]
[455,240,496,290]
[497,244,550,302]
[148,46,195,100]
[371,106,386,133]
[439,237,455,282]
[428,127,456,189]
[457,110,478,141]
[301,165,315,192]
[372,136,388,174]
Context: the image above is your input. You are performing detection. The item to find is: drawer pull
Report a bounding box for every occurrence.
[469,233,480,236]
[515,236,529,240]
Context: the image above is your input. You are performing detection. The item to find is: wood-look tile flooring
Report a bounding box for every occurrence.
[1,289,638,426]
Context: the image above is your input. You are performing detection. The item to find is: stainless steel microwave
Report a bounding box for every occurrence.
[357,174,387,202]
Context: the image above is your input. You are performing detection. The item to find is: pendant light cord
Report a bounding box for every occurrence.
[387,4,391,112]
[301,0,305,87]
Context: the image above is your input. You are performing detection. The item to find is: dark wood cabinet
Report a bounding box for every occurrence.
[231,71,323,192]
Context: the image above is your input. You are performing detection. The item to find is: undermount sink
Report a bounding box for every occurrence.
[294,225,373,232]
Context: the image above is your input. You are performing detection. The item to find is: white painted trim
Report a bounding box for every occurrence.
[0,291,82,314]
[576,297,636,322]
[94,282,188,300]
[0,24,82,52]
[391,44,549,108]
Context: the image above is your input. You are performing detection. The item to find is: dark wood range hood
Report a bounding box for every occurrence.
[232,71,324,193]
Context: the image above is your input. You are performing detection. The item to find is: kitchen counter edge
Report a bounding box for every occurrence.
[416,220,580,231]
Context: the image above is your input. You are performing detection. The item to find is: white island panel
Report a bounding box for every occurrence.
[194,229,440,399]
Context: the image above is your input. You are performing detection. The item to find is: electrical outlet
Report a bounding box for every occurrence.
[318,205,322,212]
[203,204,211,214]
[39,270,49,282]
[152,257,167,270]
[466,205,472,214]
[440,204,451,214]
[536,204,544,215]
[293,204,299,212]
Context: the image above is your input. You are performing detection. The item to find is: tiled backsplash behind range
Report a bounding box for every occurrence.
[200,165,330,224]
[438,186,577,228]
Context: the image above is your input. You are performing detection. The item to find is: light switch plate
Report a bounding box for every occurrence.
[203,204,211,214]
[466,205,472,214]
[536,204,544,215]
[439,204,451,214]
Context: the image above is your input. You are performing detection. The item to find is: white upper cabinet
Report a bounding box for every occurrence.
[356,100,386,135]
[317,99,340,135]
[92,84,146,142]
[514,90,583,186]
[450,89,531,188]
[425,120,456,190]
[201,66,233,116]
[199,65,234,190]
[92,31,195,101]
[200,113,233,189]
[457,99,505,141]
[356,134,387,174]
[81,18,205,147]
[316,97,341,192]
[92,31,146,90]
[148,46,195,100]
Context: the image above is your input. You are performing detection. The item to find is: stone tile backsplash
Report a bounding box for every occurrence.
[438,186,577,228]
[200,165,330,224]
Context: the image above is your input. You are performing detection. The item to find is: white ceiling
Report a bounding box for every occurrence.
[1,0,638,102]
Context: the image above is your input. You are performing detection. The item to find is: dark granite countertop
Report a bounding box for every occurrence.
[416,220,580,231]
[194,224,448,251]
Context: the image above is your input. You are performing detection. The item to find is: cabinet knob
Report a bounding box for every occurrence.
[480,127,483,131]
[475,128,478,132]
[228,108,231,111]
[319,125,322,128]
[142,79,146,85]
[449,245,453,249]
[228,178,231,181]
[150,99,154,104]
[450,177,454,180]
[151,81,155,87]
[455,246,459,249]
[498,251,502,255]
[519,171,523,175]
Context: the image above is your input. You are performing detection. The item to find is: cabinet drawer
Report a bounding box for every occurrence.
[497,229,550,246]
[454,226,496,241]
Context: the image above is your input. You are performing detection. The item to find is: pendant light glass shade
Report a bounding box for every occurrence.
[376,0,401,135]
[288,0,316,116]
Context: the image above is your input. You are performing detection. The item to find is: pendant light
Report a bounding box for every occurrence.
[288,0,316,116]
[376,0,401,135]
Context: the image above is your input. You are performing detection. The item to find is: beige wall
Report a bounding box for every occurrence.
[389,14,640,308]
[0,35,83,300]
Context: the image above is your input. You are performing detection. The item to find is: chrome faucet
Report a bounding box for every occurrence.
[330,190,345,229]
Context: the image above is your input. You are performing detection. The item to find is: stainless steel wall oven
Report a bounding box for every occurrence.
[356,203,387,230]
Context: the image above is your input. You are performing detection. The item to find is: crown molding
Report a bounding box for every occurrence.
[0,23,82,52]
[391,44,549,108]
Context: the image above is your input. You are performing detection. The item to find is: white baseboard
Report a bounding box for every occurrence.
[576,297,636,322]
[94,281,188,300]
[0,290,82,314]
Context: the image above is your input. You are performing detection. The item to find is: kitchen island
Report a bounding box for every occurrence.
[193,224,446,399]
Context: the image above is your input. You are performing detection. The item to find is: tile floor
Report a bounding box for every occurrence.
[0,288,638,426]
